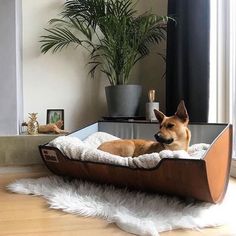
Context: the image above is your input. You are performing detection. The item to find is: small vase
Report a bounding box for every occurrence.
[146,102,159,121]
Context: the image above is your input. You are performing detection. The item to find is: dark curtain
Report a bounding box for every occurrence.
[166,0,210,122]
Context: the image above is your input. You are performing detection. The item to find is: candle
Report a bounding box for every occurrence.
[148,90,156,102]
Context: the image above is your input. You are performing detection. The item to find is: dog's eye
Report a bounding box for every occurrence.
[167,123,175,129]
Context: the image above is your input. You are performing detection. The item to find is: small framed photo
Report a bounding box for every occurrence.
[47,109,64,129]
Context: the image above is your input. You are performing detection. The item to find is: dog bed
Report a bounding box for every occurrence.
[48,132,210,169]
[39,121,232,203]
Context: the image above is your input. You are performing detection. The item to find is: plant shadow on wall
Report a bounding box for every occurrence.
[40,0,169,117]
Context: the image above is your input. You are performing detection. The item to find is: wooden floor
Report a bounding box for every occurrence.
[0,165,236,236]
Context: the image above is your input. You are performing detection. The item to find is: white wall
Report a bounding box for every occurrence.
[0,0,22,135]
[22,0,167,132]
[22,0,108,132]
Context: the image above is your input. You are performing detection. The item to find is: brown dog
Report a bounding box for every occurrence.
[98,101,191,157]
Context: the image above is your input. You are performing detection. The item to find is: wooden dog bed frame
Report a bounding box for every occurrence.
[39,121,232,203]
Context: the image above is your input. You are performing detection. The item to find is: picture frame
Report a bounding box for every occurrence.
[46,109,64,129]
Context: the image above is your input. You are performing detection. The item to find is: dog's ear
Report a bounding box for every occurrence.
[154,109,165,123]
[175,100,189,122]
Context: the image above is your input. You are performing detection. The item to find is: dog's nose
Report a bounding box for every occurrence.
[154,132,162,141]
[154,132,174,144]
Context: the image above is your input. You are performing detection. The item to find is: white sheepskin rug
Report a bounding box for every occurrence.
[7,176,236,236]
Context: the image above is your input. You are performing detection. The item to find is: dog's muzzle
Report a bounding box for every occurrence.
[154,132,174,145]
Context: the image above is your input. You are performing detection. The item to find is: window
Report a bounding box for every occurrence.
[209,0,236,160]
[229,0,236,159]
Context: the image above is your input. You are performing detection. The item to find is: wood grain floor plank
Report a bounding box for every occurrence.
[0,165,235,236]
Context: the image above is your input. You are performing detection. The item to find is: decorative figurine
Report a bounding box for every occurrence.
[38,120,67,134]
[27,113,39,135]
[22,114,67,135]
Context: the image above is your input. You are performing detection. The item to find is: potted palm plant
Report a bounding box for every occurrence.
[40,0,168,117]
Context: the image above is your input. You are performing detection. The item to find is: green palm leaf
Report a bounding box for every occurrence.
[40,0,170,85]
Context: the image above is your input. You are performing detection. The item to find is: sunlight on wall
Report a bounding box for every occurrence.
[22,0,108,132]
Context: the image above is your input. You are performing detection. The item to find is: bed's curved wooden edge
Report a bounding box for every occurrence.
[38,145,214,202]
[203,124,233,203]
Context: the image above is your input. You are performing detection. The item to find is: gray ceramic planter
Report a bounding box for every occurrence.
[105,85,142,117]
